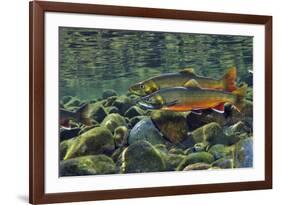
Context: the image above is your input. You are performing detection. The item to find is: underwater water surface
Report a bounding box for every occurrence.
[59,27,253,100]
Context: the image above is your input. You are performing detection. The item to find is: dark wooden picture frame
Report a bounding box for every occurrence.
[29,1,272,204]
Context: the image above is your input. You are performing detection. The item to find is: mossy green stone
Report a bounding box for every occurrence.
[64,127,115,160]
[101,113,127,133]
[183,163,211,171]
[177,152,215,171]
[60,155,116,176]
[121,141,166,173]
[208,144,232,160]
[191,122,227,145]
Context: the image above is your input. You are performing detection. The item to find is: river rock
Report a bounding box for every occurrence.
[112,95,133,114]
[191,122,227,145]
[60,138,76,160]
[63,127,115,160]
[234,137,253,168]
[212,158,234,169]
[183,163,211,171]
[101,113,127,133]
[208,144,233,160]
[60,127,81,141]
[130,116,147,127]
[177,152,214,171]
[124,106,145,118]
[121,141,166,173]
[102,89,117,99]
[113,126,129,147]
[128,118,166,145]
[87,103,107,123]
[106,106,119,114]
[60,155,116,176]
[151,110,189,143]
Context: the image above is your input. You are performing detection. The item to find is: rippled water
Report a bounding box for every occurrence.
[59,27,253,100]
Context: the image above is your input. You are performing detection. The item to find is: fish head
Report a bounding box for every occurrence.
[128,80,158,96]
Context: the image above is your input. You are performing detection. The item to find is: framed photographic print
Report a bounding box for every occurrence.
[29,1,272,204]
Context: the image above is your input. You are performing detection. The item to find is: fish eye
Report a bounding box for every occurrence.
[139,84,145,89]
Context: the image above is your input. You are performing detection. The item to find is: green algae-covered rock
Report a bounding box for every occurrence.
[121,141,166,173]
[168,148,185,155]
[64,127,115,160]
[60,138,75,160]
[113,126,129,147]
[124,106,145,118]
[112,95,133,114]
[101,113,127,133]
[102,89,117,99]
[60,155,116,176]
[128,118,166,145]
[183,163,211,171]
[208,144,233,160]
[87,103,107,123]
[151,110,189,143]
[177,152,214,171]
[191,122,227,145]
[212,158,234,169]
[105,106,119,114]
[165,154,186,171]
[234,137,253,168]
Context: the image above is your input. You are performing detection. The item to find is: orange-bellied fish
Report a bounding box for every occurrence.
[60,103,92,127]
[129,67,237,96]
[139,80,247,113]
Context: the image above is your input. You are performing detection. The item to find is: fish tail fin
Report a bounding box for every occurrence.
[232,83,248,112]
[222,67,237,92]
[75,103,92,126]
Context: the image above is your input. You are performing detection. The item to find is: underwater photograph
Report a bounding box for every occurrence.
[59,27,253,177]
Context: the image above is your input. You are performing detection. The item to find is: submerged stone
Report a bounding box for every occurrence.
[112,95,133,114]
[151,110,189,143]
[177,152,214,171]
[101,113,127,133]
[128,118,166,145]
[121,140,166,173]
[63,127,115,160]
[234,137,253,168]
[60,155,116,176]
[191,122,227,145]
[113,126,129,147]
[183,163,211,171]
[124,106,145,118]
[102,89,117,99]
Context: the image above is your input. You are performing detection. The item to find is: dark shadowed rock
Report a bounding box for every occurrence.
[234,137,253,168]
[102,89,117,99]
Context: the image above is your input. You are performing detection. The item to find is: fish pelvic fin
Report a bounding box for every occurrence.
[75,103,93,126]
[222,67,237,92]
[232,83,248,112]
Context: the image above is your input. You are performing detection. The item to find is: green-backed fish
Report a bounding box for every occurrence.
[129,67,237,96]
[140,80,247,113]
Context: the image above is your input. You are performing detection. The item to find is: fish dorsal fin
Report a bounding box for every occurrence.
[179,68,196,76]
[184,79,202,89]
[212,103,225,113]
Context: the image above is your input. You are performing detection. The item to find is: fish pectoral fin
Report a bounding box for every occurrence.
[184,79,202,89]
[212,103,225,113]
[179,68,196,76]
